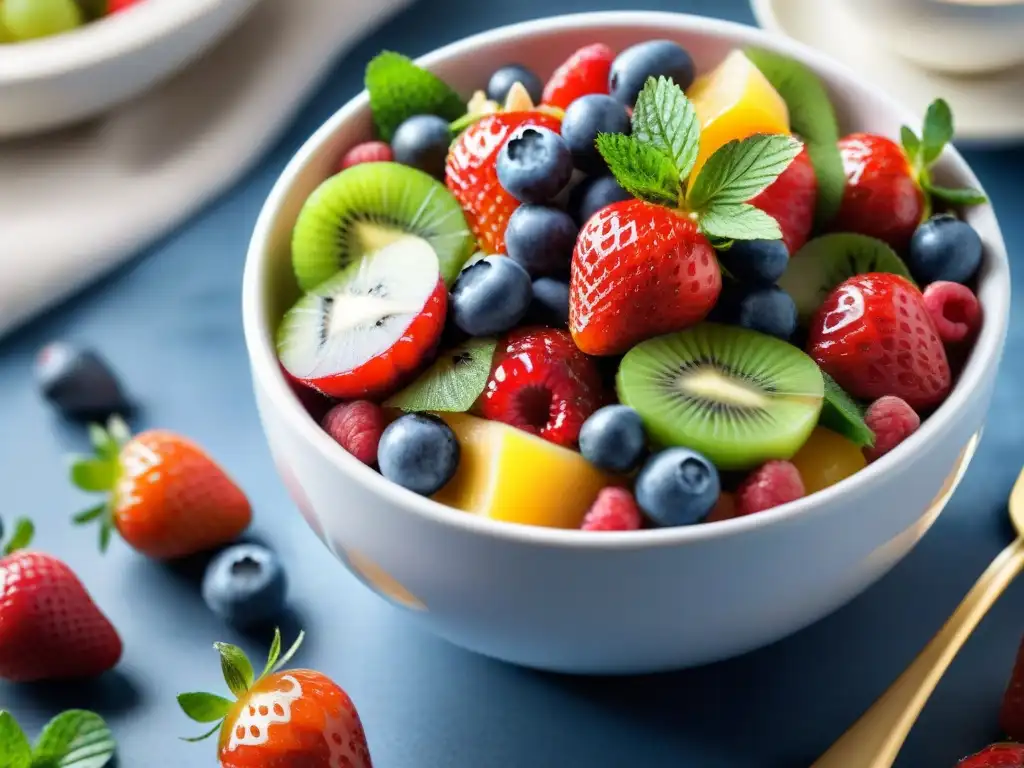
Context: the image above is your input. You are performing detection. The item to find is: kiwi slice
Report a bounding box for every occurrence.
[291,162,474,291]
[617,323,824,470]
[820,371,875,448]
[778,233,914,323]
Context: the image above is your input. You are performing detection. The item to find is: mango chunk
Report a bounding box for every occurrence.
[790,427,867,495]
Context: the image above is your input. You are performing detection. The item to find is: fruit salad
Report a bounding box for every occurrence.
[275,39,988,532]
[0,0,139,43]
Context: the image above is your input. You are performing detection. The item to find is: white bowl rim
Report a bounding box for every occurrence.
[242,10,1011,552]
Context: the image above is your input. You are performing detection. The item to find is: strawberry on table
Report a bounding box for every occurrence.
[750,143,817,254]
[179,629,372,768]
[69,416,252,560]
[542,43,615,110]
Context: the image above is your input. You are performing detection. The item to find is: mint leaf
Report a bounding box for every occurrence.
[214,643,254,697]
[631,76,700,181]
[595,133,680,207]
[32,710,115,768]
[900,126,921,166]
[3,519,33,556]
[925,183,987,206]
[0,712,31,768]
[687,134,801,210]
[69,459,114,493]
[177,693,232,724]
[366,51,465,142]
[386,338,497,413]
[272,631,305,675]
[920,98,954,166]
[820,372,874,448]
[699,203,782,241]
[261,628,283,679]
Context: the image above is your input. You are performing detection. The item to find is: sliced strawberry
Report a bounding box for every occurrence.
[542,43,615,110]
[751,143,817,254]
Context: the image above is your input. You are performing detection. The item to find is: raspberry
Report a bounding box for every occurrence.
[542,43,615,110]
[338,141,393,172]
[736,461,804,516]
[705,491,738,523]
[321,401,385,465]
[581,487,642,531]
[863,396,920,463]
[923,280,982,345]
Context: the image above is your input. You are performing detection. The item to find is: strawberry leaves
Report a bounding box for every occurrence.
[0,710,116,768]
[385,338,497,413]
[177,693,233,723]
[631,76,700,182]
[902,98,987,209]
[595,133,681,207]
[2,518,34,556]
[366,52,466,142]
[69,417,132,554]
[216,642,255,697]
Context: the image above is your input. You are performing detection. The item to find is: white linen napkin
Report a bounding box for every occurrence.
[0,0,410,338]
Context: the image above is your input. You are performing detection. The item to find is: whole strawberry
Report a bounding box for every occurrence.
[807,273,951,411]
[542,43,615,110]
[70,416,251,559]
[179,629,372,768]
[750,143,817,254]
[957,743,1024,767]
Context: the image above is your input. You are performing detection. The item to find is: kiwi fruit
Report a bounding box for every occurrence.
[616,323,824,470]
[778,233,914,323]
[291,162,474,291]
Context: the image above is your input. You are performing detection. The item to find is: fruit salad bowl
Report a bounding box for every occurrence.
[242,11,1010,674]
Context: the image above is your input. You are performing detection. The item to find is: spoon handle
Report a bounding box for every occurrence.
[812,537,1024,768]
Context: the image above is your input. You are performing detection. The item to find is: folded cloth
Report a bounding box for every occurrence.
[0,0,409,338]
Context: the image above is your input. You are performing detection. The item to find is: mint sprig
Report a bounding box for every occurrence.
[699,203,782,242]
[385,338,497,413]
[686,134,802,210]
[595,133,681,207]
[365,52,466,142]
[631,76,700,182]
[0,710,116,768]
[820,371,874,448]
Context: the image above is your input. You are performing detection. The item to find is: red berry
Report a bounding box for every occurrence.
[863,396,920,463]
[107,0,142,12]
[322,401,386,465]
[479,327,604,448]
[1001,635,1024,742]
[542,43,615,110]
[736,461,804,516]
[751,144,817,254]
[923,280,983,345]
[957,743,1024,768]
[338,141,393,172]
[581,487,642,531]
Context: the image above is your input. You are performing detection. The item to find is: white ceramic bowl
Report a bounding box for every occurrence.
[0,0,258,138]
[242,11,1011,674]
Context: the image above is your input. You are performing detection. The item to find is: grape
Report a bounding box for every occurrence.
[2,0,83,41]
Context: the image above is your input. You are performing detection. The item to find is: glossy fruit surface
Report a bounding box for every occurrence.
[635,448,720,527]
[750,144,816,254]
[560,94,631,174]
[505,205,577,277]
[569,175,631,225]
[790,427,866,494]
[496,125,573,203]
[450,255,533,336]
[735,286,798,341]
[202,544,287,629]
[609,40,696,107]
[487,64,543,104]
[956,744,1024,768]
[908,213,983,285]
[578,404,647,473]
[541,43,615,110]
[526,277,570,328]
[378,413,460,496]
[716,238,788,286]
[391,114,451,179]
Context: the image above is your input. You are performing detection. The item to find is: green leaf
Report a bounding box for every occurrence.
[900,125,921,166]
[97,521,113,555]
[31,710,115,768]
[805,141,846,226]
[180,723,222,744]
[86,425,119,462]
[819,372,875,448]
[177,693,233,724]
[105,416,131,447]
[631,76,700,181]
[385,338,497,413]
[0,711,31,768]
[698,203,782,242]
[71,504,106,526]
[69,459,115,493]
[924,183,988,206]
[3,519,33,556]
[595,133,680,207]
[214,643,254,697]
[261,628,283,679]
[366,51,465,142]
[272,631,305,675]
[920,98,954,166]
[687,134,801,211]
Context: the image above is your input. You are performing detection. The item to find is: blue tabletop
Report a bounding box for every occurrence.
[2,0,1023,765]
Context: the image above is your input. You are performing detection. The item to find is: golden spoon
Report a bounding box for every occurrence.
[813,432,1021,768]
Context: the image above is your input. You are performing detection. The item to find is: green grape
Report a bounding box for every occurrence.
[2,0,83,41]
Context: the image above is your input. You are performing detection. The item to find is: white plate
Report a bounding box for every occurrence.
[750,0,1024,145]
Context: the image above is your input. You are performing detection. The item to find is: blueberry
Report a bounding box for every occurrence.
[496,125,573,204]
[527,277,570,328]
[451,255,533,335]
[579,405,647,473]
[736,286,798,341]
[505,205,578,277]
[391,114,452,179]
[717,239,789,286]
[908,213,983,285]
[378,413,460,496]
[568,175,632,225]
[561,95,631,174]
[486,64,543,104]
[635,448,720,527]
[202,544,287,628]
[609,40,696,107]
[35,342,131,421]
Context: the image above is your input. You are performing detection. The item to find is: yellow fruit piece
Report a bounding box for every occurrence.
[433,413,617,529]
[686,50,790,180]
[791,427,867,495]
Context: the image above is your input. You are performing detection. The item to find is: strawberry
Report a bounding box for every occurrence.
[446,111,562,254]
[957,744,1024,767]
[179,630,372,768]
[1000,634,1024,741]
[807,273,951,412]
[70,417,252,560]
[107,0,141,11]
[750,143,817,254]
[542,43,615,110]
[479,327,604,447]
[0,520,122,682]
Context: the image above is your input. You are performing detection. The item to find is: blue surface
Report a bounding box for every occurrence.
[1,0,1023,765]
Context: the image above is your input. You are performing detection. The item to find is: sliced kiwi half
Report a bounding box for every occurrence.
[617,323,824,470]
[778,233,914,323]
[291,162,474,291]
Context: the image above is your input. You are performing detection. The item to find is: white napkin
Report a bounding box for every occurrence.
[0,0,410,338]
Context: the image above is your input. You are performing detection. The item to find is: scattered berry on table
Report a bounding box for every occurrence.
[717,238,789,286]
[487,64,543,105]
[202,544,288,629]
[337,140,393,172]
[581,487,643,531]
[736,461,804,516]
[496,125,574,204]
[526,277,570,328]
[35,341,132,422]
[956,744,1024,768]
[923,280,983,345]
[863,396,920,463]
[378,413,460,495]
[608,40,696,107]
[391,114,452,179]
[635,448,721,527]
[450,254,533,336]
[578,404,647,473]
[560,94,631,174]
[705,491,739,523]
[909,213,983,286]
[505,204,578,277]
[750,144,817,255]
[735,285,798,341]
[790,427,866,494]
[568,174,631,225]
[542,42,615,110]
[1000,634,1024,742]
[321,400,385,466]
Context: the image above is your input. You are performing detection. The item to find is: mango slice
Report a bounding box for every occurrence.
[790,427,867,495]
